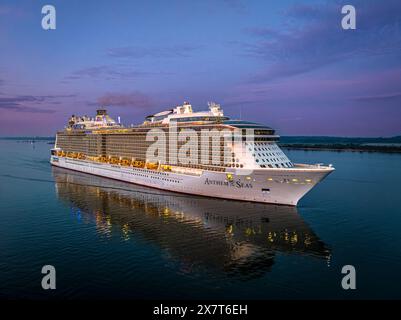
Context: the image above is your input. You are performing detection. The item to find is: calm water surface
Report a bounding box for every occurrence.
[1,140,401,299]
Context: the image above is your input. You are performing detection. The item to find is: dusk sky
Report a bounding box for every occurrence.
[0,0,400,137]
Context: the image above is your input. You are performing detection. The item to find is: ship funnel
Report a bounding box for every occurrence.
[97,109,107,116]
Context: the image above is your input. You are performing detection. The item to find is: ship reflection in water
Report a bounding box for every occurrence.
[52,167,330,281]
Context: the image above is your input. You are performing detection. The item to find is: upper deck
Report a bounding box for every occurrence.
[143,101,225,125]
[61,102,279,141]
[66,109,123,131]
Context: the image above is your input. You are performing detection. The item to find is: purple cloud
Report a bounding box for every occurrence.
[284,3,322,19]
[0,94,75,113]
[223,0,247,13]
[0,104,55,114]
[66,65,151,81]
[221,66,401,128]
[352,92,401,102]
[66,65,173,81]
[244,27,281,38]
[96,92,151,109]
[107,45,200,59]
[242,0,401,82]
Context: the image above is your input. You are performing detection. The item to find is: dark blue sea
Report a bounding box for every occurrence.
[1,139,400,299]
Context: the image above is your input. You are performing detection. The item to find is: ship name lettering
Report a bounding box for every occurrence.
[204,178,252,188]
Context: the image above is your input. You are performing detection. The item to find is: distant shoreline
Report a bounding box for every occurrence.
[280,144,401,153]
[0,137,54,141]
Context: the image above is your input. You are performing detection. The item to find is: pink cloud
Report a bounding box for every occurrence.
[97,92,152,109]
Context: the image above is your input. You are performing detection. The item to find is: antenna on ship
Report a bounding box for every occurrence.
[118,116,121,124]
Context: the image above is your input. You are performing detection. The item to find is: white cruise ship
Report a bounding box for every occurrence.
[50,102,334,206]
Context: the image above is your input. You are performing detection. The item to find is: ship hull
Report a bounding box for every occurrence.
[50,156,333,206]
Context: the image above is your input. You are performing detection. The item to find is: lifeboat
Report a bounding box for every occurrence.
[146,162,158,170]
[109,157,120,165]
[160,164,171,171]
[132,160,145,168]
[120,159,131,166]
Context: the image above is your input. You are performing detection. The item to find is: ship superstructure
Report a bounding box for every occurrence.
[51,102,334,205]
